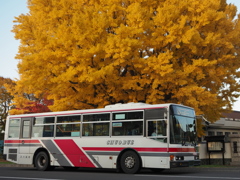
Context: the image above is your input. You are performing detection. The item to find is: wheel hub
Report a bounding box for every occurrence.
[39,156,46,166]
[125,156,135,169]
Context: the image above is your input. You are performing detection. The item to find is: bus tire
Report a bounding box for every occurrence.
[34,151,51,171]
[120,151,141,174]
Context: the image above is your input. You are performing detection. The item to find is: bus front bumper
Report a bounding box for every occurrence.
[170,160,201,168]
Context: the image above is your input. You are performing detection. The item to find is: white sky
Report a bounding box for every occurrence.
[0,0,240,110]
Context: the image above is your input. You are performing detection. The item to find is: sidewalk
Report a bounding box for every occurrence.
[173,165,240,172]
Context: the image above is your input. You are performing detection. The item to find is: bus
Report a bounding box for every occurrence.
[3,103,200,174]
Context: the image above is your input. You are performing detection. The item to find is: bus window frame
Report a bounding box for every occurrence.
[20,118,32,139]
[146,119,167,142]
[55,115,81,137]
[112,110,144,136]
[32,116,55,138]
[112,110,144,121]
[56,115,81,124]
[8,118,21,139]
[82,112,111,137]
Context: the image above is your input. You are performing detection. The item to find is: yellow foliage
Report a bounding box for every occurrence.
[9,0,240,126]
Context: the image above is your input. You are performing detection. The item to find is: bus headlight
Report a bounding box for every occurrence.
[175,156,184,160]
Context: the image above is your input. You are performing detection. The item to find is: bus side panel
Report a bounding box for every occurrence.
[18,153,33,164]
[91,155,117,168]
[4,140,39,165]
[4,140,20,164]
[15,139,41,164]
[78,138,171,169]
[3,118,20,164]
[143,156,170,169]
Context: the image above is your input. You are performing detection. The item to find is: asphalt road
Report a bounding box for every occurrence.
[0,166,239,180]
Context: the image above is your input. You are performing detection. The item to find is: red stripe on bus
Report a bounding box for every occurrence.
[4,140,21,143]
[83,147,195,152]
[82,147,168,152]
[54,139,95,168]
[169,148,195,152]
[4,140,40,144]
[83,147,125,151]
[135,148,169,152]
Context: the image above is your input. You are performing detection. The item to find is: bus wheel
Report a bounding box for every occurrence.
[35,151,50,171]
[120,151,141,174]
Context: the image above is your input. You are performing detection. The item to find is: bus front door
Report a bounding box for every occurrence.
[19,117,33,164]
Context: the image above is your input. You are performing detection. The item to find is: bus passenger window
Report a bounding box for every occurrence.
[32,125,54,137]
[82,123,109,136]
[82,123,93,136]
[43,125,54,137]
[56,124,80,137]
[57,115,80,123]
[32,117,55,138]
[112,111,143,136]
[112,121,143,136]
[32,126,43,137]
[83,113,110,122]
[82,113,110,137]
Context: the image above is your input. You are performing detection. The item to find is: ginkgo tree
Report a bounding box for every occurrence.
[10,0,240,123]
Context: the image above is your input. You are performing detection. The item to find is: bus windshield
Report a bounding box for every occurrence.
[170,105,197,146]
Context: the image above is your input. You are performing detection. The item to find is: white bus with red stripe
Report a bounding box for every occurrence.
[3,103,200,173]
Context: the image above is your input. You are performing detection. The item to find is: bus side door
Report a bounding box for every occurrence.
[19,117,33,164]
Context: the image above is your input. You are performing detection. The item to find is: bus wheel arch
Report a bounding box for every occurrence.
[117,148,142,174]
[33,148,53,171]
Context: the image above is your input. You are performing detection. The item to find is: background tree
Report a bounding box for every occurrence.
[0,77,14,139]
[10,0,240,123]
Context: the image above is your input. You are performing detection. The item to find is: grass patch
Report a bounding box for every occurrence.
[0,156,14,164]
[0,161,14,164]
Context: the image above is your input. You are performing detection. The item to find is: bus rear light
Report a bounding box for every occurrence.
[170,155,174,161]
